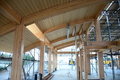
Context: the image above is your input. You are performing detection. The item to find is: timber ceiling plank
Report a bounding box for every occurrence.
[44,17,95,34]
[0,0,21,24]
[24,0,112,25]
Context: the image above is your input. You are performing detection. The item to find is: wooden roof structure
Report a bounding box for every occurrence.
[0,0,118,53]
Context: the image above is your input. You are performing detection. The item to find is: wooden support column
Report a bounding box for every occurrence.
[53,53,57,71]
[95,17,102,41]
[48,48,51,73]
[79,49,83,80]
[83,47,88,80]
[82,54,84,71]
[76,53,79,80]
[85,33,91,75]
[55,53,57,71]
[51,52,54,72]
[87,53,91,75]
[95,17,104,79]
[11,20,25,80]
[53,52,55,71]
[97,52,104,79]
[39,41,45,78]
[53,52,55,72]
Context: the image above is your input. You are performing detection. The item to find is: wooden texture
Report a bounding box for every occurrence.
[0,23,16,37]
[5,0,75,17]
[97,52,104,79]
[50,33,81,44]
[84,41,118,46]
[26,23,51,47]
[0,13,11,27]
[95,17,104,79]
[48,48,51,73]
[0,0,110,53]
[53,53,57,70]
[88,50,98,52]
[86,46,108,49]
[53,52,55,71]
[24,28,40,47]
[54,40,75,48]
[44,17,95,34]
[55,54,57,69]
[39,41,44,77]
[51,52,54,72]
[24,0,111,25]
[24,41,40,52]
[56,51,75,54]
[85,33,91,75]
[11,21,25,80]
[0,31,15,53]
[87,54,91,74]
[95,17,101,41]
[0,0,21,23]
[57,43,75,50]
[83,47,88,80]
[79,50,83,80]
[85,22,94,34]
[94,4,107,19]
[76,53,79,79]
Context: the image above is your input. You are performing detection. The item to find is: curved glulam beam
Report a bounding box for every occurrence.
[44,17,95,34]
[57,43,75,50]
[54,40,75,48]
[0,0,109,38]
[51,33,83,44]
[24,0,112,25]
[56,52,75,54]
[0,0,21,24]
[24,41,40,52]
[0,23,16,37]
[26,23,51,46]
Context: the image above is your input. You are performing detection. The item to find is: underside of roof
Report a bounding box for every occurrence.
[0,0,119,53]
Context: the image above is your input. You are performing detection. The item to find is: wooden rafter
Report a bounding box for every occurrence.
[24,41,40,52]
[0,0,21,24]
[94,4,107,19]
[34,22,51,44]
[85,22,94,34]
[88,50,99,52]
[56,52,75,54]
[79,23,85,34]
[26,23,56,51]
[0,0,109,38]
[26,23,51,47]
[84,41,118,46]
[54,40,76,48]
[44,17,95,34]
[57,43,75,50]
[24,0,112,25]
[50,33,83,44]
[0,23,16,37]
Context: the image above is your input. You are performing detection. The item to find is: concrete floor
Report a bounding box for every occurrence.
[0,70,10,80]
[52,69,77,80]
[0,64,120,80]
[51,65,120,80]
